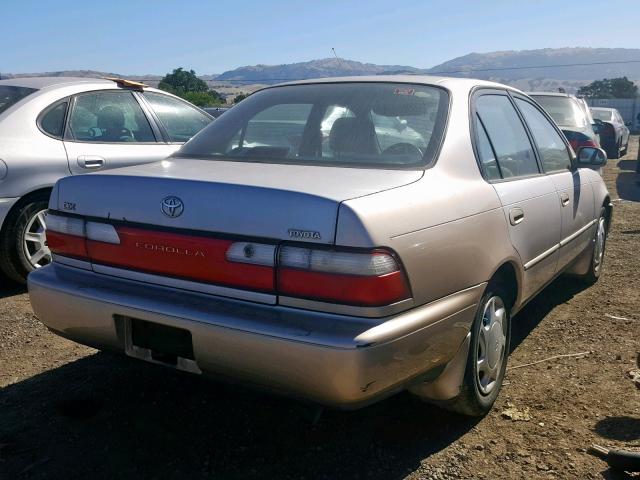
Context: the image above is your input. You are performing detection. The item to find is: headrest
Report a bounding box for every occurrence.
[329,117,377,156]
[97,105,125,129]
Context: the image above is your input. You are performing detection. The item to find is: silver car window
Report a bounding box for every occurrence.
[179,83,449,169]
[0,85,37,115]
[515,98,571,173]
[143,92,211,143]
[476,95,539,179]
[68,91,156,143]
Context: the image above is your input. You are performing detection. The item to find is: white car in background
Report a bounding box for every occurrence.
[0,77,212,283]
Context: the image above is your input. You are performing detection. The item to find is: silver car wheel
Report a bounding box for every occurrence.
[476,296,507,395]
[593,216,606,276]
[23,209,51,269]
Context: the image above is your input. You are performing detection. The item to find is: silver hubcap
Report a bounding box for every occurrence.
[593,217,606,275]
[23,209,51,269]
[476,296,507,395]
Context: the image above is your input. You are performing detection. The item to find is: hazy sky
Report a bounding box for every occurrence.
[3,0,638,74]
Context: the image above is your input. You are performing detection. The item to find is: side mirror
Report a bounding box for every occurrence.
[576,146,607,168]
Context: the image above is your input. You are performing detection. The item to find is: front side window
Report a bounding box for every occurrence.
[144,92,211,142]
[68,91,155,143]
[475,94,539,179]
[0,86,37,115]
[515,98,571,173]
[180,83,449,169]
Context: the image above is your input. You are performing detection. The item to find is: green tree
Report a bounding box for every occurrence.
[158,67,208,95]
[159,67,225,107]
[182,91,224,107]
[577,77,638,99]
[233,93,248,104]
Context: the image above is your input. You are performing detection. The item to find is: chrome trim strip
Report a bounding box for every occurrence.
[92,263,277,305]
[278,296,415,318]
[559,219,597,247]
[524,243,560,270]
[53,254,92,270]
[524,219,598,271]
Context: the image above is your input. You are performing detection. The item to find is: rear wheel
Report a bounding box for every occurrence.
[0,193,52,284]
[442,284,511,416]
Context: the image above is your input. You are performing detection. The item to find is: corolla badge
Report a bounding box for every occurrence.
[161,196,184,218]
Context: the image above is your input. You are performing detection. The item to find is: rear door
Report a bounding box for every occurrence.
[512,95,595,271]
[63,89,178,175]
[474,91,562,299]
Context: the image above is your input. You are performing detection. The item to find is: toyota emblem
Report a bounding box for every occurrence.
[161,196,184,218]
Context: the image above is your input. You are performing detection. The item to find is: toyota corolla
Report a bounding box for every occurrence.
[28,77,611,416]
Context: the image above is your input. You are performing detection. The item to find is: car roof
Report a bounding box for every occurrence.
[0,76,115,89]
[271,75,520,93]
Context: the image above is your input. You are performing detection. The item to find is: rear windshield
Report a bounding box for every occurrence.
[179,83,449,169]
[591,109,613,122]
[531,95,587,128]
[0,85,37,115]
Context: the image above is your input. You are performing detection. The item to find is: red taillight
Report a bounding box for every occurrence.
[46,213,412,307]
[87,227,275,292]
[46,214,88,259]
[277,246,411,306]
[569,138,598,151]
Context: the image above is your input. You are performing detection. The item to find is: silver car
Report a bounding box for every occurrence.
[0,77,212,283]
[29,76,611,416]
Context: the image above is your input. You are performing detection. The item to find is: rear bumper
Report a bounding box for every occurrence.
[28,263,483,408]
[0,197,19,231]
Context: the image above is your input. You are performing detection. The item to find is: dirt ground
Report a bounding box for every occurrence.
[1,139,639,480]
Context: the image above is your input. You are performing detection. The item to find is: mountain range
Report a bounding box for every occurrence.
[4,47,640,94]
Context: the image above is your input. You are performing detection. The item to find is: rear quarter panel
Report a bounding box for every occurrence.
[337,92,521,307]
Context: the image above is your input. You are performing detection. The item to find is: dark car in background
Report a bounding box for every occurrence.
[204,107,229,118]
[528,92,601,153]
[590,107,630,159]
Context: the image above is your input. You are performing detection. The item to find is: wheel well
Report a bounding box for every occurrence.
[490,262,518,309]
[603,196,612,232]
[0,188,52,235]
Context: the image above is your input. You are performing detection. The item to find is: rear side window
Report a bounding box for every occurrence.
[39,101,68,138]
[515,98,571,173]
[68,91,155,143]
[474,115,501,180]
[0,86,37,115]
[475,95,539,179]
[143,92,211,142]
[0,85,37,113]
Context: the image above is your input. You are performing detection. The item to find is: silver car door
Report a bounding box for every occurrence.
[63,90,179,175]
[512,96,595,271]
[474,92,561,300]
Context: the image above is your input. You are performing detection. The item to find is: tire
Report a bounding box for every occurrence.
[609,140,621,160]
[577,207,608,285]
[0,192,52,284]
[441,283,512,417]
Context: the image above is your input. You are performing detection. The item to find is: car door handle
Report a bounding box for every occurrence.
[560,192,570,207]
[77,155,105,169]
[509,207,524,226]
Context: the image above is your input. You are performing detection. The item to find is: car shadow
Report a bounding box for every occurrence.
[0,279,26,299]
[0,279,594,479]
[594,416,640,442]
[510,276,589,352]
[0,352,480,479]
